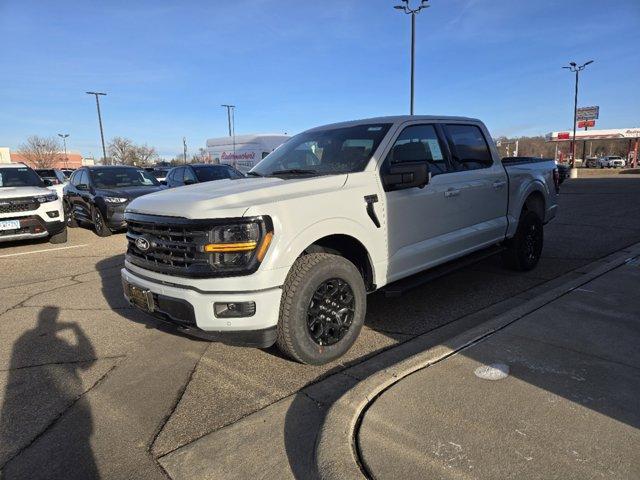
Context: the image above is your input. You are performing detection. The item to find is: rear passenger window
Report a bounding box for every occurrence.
[384,124,449,175]
[446,124,493,170]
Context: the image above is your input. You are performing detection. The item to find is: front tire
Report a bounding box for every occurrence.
[49,228,68,244]
[276,253,367,365]
[502,210,543,271]
[64,200,78,228]
[92,206,112,237]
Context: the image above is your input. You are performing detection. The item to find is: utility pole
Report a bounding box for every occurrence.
[58,133,69,169]
[394,0,430,115]
[221,104,236,167]
[86,91,108,164]
[562,61,593,168]
[183,137,187,164]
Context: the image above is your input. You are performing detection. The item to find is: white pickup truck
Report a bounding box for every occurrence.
[122,116,559,364]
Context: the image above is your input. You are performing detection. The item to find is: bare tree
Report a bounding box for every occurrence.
[135,144,158,166]
[108,137,136,165]
[18,136,62,168]
[190,148,209,163]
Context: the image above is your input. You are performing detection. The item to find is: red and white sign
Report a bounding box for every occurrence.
[577,120,596,128]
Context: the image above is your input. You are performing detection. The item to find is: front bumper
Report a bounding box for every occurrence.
[104,204,128,230]
[0,216,65,243]
[121,267,281,348]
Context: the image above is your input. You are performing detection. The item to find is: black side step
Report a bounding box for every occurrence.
[381,245,506,297]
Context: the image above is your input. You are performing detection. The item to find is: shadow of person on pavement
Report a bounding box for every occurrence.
[0,306,99,479]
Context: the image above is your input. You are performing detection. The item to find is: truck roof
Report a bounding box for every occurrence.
[306,115,482,132]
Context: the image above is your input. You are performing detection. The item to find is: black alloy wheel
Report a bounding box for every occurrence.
[523,220,543,265]
[92,206,112,237]
[307,278,355,346]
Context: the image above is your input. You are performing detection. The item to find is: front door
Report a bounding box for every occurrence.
[382,123,465,282]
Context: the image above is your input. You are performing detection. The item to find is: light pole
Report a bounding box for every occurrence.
[221,104,236,166]
[394,0,430,115]
[86,91,108,164]
[183,137,188,164]
[58,133,69,169]
[562,60,593,168]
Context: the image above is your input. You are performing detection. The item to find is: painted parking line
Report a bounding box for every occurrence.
[0,244,89,259]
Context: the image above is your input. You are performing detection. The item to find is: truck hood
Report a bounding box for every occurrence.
[0,186,55,200]
[126,175,347,219]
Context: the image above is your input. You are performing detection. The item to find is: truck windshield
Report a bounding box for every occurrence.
[0,167,45,188]
[250,123,392,177]
[90,168,159,189]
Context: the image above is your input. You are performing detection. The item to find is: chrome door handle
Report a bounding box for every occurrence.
[444,188,460,198]
[493,180,507,189]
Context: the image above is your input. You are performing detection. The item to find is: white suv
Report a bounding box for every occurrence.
[0,164,67,244]
[598,156,626,168]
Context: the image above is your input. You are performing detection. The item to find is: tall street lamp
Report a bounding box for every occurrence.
[562,60,593,168]
[86,91,108,164]
[58,133,69,169]
[394,0,430,115]
[221,104,236,165]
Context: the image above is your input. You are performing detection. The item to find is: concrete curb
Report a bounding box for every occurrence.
[315,242,640,480]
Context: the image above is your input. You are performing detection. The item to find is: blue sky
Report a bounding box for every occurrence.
[1,0,639,158]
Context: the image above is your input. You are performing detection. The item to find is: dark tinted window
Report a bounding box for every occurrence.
[384,124,449,175]
[193,165,243,182]
[78,170,89,186]
[446,124,493,170]
[183,167,197,183]
[0,167,44,188]
[35,169,56,177]
[89,168,159,188]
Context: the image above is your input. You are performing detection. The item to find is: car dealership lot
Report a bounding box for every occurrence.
[1,176,640,479]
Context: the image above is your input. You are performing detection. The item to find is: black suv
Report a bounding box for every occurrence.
[165,164,244,188]
[64,166,164,236]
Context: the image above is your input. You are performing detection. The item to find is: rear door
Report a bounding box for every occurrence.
[440,123,509,250]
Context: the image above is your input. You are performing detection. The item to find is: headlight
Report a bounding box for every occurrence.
[201,218,273,274]
[104,197,128,204]
[35,193,58,203]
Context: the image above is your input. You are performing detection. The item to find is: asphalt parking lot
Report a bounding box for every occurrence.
[1,176,640,479]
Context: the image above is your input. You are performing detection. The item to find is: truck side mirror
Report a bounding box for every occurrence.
[382,162,430,191]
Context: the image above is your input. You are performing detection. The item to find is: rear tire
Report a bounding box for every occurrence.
[502,210,543,271]
[92,206,112,237]
[276,253,366,365]
[49,228,68,244]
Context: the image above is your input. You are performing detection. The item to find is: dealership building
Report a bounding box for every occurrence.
[0,147,88,168]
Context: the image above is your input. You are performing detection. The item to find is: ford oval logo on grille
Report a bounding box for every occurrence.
[135,237,151,252]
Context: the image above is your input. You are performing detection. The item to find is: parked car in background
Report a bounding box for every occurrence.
[122,115,559,365]
[35,168,68,185]
[555,162,570,183]
[64,166,164,237]
[1,163,67,244]
[165,164,244,188]
[584,157,599,168]
[145,167,170,184]
[598,156,626,168]
[35,168,68,198]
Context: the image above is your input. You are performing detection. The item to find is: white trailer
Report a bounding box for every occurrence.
[206,134,290,173]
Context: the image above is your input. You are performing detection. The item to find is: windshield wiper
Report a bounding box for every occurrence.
[269,169,318,176]
[246,171,263,177]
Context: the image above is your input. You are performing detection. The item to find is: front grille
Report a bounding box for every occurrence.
[0,198,39,214]
[126,217,212,276]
